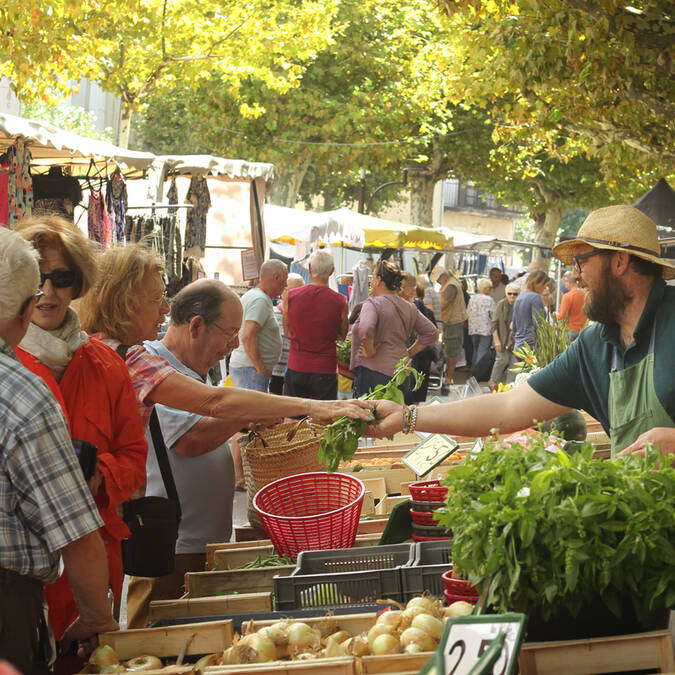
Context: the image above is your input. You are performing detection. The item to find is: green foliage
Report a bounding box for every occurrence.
[23,101,114,143]
[336,338,352,365]
[436,436,675,625]
[318,358,423,472]
[511,310,571,373]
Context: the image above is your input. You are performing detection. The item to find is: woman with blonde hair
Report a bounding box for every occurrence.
[14,215,148,642]
[466,277,497,367]
[76,243,372,431]
[512,269,550,351]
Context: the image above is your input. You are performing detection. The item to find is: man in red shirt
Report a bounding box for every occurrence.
[557,271,587,340]
[283,250,348,399]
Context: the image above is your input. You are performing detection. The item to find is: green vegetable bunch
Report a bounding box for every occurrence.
[318,358,424,472]
[336,338,352,365]
[234,553,296,569]
[436,437,675,625]
[511,311,572,374]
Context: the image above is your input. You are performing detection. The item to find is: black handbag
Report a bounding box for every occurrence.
[117,345,181,577]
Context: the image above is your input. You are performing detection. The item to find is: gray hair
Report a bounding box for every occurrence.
[0,228,40,321]
[170,279,239,327]
[476,277,492,293]
[309,250,334,277]
[563,271,574,281]
[415,273,431,288]
[287,273,305,288]
[505,282,520,294]
[259,259,288,278]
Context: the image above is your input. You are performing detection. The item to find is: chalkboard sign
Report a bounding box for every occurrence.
[402,434,459,477]
[420,613,527,675]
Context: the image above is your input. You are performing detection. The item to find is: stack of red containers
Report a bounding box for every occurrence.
[408,480,452,542]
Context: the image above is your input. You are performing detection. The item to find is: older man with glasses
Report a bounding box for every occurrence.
[0,228,116,673]
[368,206,675,460]
[488,283,519,389]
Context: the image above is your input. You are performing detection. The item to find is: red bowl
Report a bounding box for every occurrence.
[409,480,448,502]
[444,589,479,606]
[410,509,441,527]
[412,533,452,542]
[441,569,480,596]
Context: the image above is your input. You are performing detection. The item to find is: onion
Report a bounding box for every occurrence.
[400,605,428,629]
[258,624,289,659]
[376,609,403,630]
[194,654,220,673]
[238,634,277,663]
[405,643,426,654]
[411,613,444,641]
[221,647,238,665]
[400,627,436,652]
[322,637,346,658]
[287,622,321,656]
[367,623,396,651]
[89,645,120,668]
[124,655,162,671]
[371,633,401,655]
[326,630,352,645]
[445,600,475,617]
[406,596,437,615]
[341,635,369,657]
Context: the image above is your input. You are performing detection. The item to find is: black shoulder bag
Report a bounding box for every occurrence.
[116,344,181,577]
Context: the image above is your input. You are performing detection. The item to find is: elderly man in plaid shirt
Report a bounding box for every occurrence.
[0,228,116,674]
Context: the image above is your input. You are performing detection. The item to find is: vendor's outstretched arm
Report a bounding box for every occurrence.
[368,382,570,438]
[151,371,372,425]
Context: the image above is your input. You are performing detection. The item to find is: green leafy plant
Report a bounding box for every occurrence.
[318,358,423,472]
[511,310,571,374]
[336,338,352,366]
[436,436,675,626]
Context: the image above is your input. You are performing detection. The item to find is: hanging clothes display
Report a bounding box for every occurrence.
[125,213,182,284]
[88,188,112,248]
[106,170,128,246]
[184,175,210,253]
[349,261,370,314]
[5,138,33,227]
[289,256,310,284]
[32,166,82,220]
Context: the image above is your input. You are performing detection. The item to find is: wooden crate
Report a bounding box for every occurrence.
[375,495,409,516]
[186,565,295,598]
[362,491,376,516]
[361,653,432,673]
[338,467,417,494]
[356,518,389,535]
[204,657,355,674]
[149,593,272,622]
[519,629,675,675]
[81,666,194,675]
[362,477,387,502]
[99,619,233,660]
[212,544,276,570]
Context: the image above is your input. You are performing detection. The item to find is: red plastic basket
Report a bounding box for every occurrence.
[252,472,365,558]
[444,589,479,606]
[408,480,448,502]
[412,533,451,542]
[441,569,480,597]
[410,509,441,527]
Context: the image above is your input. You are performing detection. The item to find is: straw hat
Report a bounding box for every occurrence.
[552,205,675,280]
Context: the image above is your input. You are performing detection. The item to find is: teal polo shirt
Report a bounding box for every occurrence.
[528,278,675,433]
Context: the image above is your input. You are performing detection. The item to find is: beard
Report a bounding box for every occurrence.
[583,258,633,324]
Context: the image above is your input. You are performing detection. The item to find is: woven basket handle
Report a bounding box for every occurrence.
[246,429,268,448]
[285,417,316,442]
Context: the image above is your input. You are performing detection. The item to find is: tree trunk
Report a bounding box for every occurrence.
[409,172,436,228]
[268,155,312,207]
[532,206,564,271]
[118,104,132,149]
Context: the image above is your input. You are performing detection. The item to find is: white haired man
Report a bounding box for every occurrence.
[0,228,116,672]
[229,259,288,393]
[283,250,348,400]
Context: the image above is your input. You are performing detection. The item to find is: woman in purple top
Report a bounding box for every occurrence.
[350,260,438,398]
[512,270,550,351]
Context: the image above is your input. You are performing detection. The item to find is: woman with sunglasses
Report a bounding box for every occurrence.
[14,216,148,645]
[350,260,438,398]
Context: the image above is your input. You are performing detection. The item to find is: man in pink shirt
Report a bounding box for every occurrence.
[283,250,348,399]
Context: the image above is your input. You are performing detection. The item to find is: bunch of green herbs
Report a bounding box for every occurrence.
[319,358,423,472]
[436,436,675,625]
[336,338,352,365]
[511,310,572,374]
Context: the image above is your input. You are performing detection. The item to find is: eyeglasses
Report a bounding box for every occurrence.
[39,269,77,289]
[210,321,239,340]
[572,249,610,274]
[19,290,44,316]
[506,292,519,296]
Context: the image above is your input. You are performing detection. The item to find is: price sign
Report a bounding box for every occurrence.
[419,614,526,675]
[402,434,459,477]
[240,248,259,281]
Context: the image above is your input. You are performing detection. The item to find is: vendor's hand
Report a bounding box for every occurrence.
[618,427,675,459]
[308,398,374,424]
[61,615,119,660]
[358,338,378,359]
[364,400,404,438]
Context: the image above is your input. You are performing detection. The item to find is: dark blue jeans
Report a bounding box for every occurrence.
[352,365,412,400]
[283,368,338,400]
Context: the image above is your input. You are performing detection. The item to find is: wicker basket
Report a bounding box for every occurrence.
[241,418,326,492]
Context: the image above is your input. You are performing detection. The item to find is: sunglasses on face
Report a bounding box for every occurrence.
[19,290,44,315]
[39,269,77,289]
[506,292,519,296]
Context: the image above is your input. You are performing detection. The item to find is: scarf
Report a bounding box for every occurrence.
[20,307,89,381]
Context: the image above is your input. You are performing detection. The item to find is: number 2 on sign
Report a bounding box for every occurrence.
[444,625,508,675]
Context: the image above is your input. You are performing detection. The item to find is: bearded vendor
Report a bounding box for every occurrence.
[369,205,675,458]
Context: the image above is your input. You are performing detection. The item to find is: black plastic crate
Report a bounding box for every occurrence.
[401,540,452,600]
[275,544,413,610]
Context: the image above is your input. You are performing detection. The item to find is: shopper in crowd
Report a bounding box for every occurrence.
[417,273,441,325]
[539,281,554,321]
[229,259,287,393]
[13,216,147,642]
[350,260,438,399]
[513,260,543,291]
[0,228,116,673]
[438,268,467,389]
[368,206,675,458]
[489,267,506,303]
[488,282,519,390]
[270,273,304,395]
[409,283,438,403]
[126,280,243,629]
[512,270,550,351]
[76,244,373,430]
[467,277,497,367]
[283,250,347,400]
[557,270,587,340]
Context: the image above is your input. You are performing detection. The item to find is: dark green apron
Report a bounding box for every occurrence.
[608,323,675,456]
